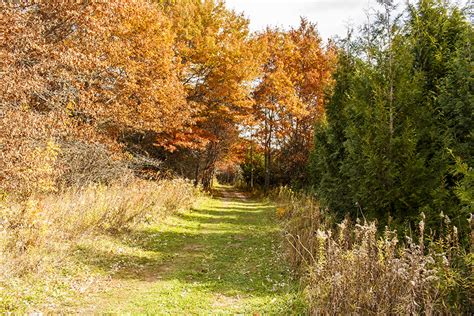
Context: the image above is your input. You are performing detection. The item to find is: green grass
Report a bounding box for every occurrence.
[62,186,306,314]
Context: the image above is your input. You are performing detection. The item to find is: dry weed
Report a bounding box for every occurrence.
[0,179,198,278]
[272,187,472,314]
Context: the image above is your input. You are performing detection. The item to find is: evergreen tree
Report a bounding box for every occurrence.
[309,51,356,216]
[309,0,472,233]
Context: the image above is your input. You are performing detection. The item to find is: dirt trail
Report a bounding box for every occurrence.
[66,186,306,314]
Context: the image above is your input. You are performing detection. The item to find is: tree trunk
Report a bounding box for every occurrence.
[202,168,213,191]
[264,138,271,192]
[250,140,254,190]
[201,141,219,191]
[194,155,200,187]
[263,111,273,193]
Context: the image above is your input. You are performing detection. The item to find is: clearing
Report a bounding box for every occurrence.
[62,186,306,314]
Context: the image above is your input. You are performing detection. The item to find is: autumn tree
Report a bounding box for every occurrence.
[278,20,336,186]
[0,0,193,194]
[250,20,335,191]
[158,0,260,190]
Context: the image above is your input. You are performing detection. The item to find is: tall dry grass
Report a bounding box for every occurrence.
[0,178,199,311]
[272,187,473,314]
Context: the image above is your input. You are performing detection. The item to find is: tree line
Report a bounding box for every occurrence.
[308,0,472,239]
[1,0,334,194]
[1,0,472,238]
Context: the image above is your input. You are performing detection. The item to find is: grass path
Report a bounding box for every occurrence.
[68,186,306,314]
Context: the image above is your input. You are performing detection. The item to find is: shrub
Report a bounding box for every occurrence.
[0,109,124,197]
[273,187,472,314]
[56,141,132,189]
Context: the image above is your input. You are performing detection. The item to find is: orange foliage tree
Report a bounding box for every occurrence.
[1,0,335,195]
[0,0,193,194]
[250,20,336,190]
[159,0,260,189]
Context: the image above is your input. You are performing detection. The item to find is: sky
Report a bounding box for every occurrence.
[226,0,470,40]
[226,0,378,40]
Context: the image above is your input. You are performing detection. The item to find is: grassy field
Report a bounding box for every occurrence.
[57,186,306,314]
